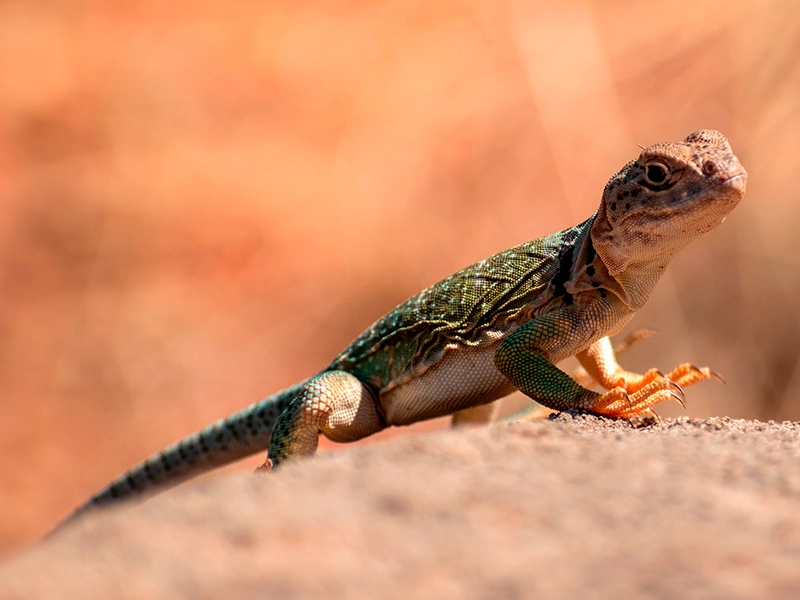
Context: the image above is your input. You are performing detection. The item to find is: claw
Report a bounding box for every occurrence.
[666,390,686,409]
[647,409,662,425]
[629,409,661,428]
[708,369,726,384]
[667,380,685,397]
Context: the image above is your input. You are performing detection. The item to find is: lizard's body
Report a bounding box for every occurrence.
[67,129,746,519]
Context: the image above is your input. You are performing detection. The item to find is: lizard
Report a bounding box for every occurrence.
[65,129,746,520]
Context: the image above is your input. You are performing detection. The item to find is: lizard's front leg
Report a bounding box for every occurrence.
[494,301,684,419]
[576,335,723,393]
[260,371,385,469]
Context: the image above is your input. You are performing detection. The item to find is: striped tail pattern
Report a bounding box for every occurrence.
[67,380,309,521]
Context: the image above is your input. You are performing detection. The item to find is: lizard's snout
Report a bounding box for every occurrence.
[716,160,747,198]
[722,172,747,194]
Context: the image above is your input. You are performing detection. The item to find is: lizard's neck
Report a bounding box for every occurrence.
[559,215,634,308]
[586,204,687,310]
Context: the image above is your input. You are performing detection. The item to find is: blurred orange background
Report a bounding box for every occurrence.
[2,0,799,554]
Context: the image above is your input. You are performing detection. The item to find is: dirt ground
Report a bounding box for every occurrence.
[2,413,799,599]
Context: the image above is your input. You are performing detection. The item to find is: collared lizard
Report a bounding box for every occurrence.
[67,129,746,519]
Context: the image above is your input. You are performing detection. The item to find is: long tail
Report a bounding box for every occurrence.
[64,380,309,522]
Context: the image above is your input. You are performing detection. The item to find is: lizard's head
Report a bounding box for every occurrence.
[592,129,747,277]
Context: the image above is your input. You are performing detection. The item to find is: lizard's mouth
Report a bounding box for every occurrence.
[716,171,747,195]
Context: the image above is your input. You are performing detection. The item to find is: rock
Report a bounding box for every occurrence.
[2,414,800,599]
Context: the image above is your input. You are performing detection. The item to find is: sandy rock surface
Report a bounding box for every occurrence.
[2,413,800,599]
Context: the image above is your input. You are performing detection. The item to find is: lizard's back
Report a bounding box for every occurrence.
[329,222,589,423]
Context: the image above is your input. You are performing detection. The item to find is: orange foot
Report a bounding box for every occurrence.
[664,363,724,388]
[609,363,723,394]
[585,377,686,419]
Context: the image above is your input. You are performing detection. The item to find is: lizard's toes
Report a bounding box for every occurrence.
[586,377,686,419]
[664,363,724,387]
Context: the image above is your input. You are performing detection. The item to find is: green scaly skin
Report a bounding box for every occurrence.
[64,129,746,523]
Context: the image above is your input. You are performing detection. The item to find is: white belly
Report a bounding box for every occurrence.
[380,344,517,426]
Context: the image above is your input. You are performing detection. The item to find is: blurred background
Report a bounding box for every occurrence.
[1,0,799,554]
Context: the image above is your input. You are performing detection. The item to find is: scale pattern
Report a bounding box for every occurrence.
[330,221,588,390]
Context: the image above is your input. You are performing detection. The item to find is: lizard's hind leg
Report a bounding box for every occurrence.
[263,371,385,469]
[450,402,500,426]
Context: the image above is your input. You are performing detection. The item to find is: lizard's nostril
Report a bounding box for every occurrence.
[703,162,717,175]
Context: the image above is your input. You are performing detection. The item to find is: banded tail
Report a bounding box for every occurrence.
[65,381,308,522]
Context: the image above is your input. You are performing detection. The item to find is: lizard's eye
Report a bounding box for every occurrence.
[640,159,679,191]
[645,162,668,184]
